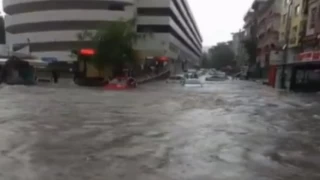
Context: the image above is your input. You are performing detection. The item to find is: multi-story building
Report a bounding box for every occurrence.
[242,0,269,79]
[255,0,281,80]
[135,0,203,68]
[245,0,269,41]
[292,0,320,91]
[275,0,320,91]
[300,0,320,51]
[4,0,136,61]
[3,0,202,68]
[244,8,257,42]
[279,0,305,63]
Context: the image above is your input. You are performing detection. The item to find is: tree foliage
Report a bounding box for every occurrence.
[200,53,211,68]
[76,19,150,76]
[242,38,257,65]
[206,43,235,69]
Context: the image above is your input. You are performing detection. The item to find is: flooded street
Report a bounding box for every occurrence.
[0,80,320,180]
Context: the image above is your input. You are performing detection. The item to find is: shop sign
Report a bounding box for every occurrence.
[298,51,320,62]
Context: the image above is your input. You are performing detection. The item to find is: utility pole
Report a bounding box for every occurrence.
[281,0,293,89]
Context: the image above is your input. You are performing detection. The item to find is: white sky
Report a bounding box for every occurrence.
[188,0,254,46]
[0,0,254,47]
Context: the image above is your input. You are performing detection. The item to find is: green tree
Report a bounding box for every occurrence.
[208,42,235,69]
[74,19,151,76]
[85,19,150,76]
[242,38,257,65]
[201,52,211,68]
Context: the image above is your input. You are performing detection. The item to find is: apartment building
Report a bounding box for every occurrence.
[291,0,320,91]
[300,0,320,51]
[3,0,202,67]
[256,0,281,75]
[278,0,305,65]
[244,9,256,41]
[276,0,320,91]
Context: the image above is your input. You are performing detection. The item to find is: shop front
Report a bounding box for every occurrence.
[290,51,320,92]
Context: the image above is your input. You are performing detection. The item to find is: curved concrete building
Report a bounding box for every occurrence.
[4,0,202,66]
[4,0,135,61]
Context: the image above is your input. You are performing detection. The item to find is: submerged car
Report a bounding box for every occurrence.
[166,75,184,84]
[184,72,198,79]
[104,77,137,90]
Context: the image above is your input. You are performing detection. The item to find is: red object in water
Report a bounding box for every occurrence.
[104,83,129,90]
[157,56,169,62]
[104,77,137,90]
[80,49,95,56]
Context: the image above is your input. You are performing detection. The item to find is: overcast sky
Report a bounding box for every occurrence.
[188,0,254,46]
[0,0,254,47]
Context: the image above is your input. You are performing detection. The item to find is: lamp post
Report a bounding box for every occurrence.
[281,0,293,89]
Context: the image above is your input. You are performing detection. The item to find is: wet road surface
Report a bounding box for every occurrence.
[0,80,320,180]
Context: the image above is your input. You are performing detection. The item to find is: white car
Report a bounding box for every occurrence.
[184,72,199,79]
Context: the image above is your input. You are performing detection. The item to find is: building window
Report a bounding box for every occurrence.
[137,7,201,50]
[310,7,317,29]
[108,4,125,11]
[289,26,298,44]
[137,8,170,16]
[292,26,298,34]
[295,5,301,16]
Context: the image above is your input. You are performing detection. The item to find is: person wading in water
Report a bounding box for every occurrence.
[52,70,59,83]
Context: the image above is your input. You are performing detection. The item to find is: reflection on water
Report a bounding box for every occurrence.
[0,80,319,180]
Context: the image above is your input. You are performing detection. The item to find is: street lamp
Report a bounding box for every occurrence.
[281,0,293,89]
